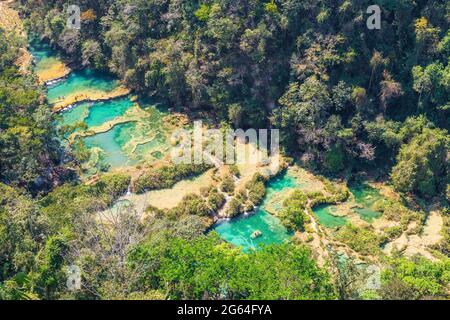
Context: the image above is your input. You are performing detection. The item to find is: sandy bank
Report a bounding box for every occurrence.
[52,86,130,112]
[36,60,71,85]
[120,169,214,213]
[383,210,443,261]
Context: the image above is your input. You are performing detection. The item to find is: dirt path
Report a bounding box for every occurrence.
[300,199,335,266]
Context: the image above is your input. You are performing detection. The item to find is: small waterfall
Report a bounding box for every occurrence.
[126,182,132,195]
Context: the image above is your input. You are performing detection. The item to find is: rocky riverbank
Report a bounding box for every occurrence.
[52,86,131,112]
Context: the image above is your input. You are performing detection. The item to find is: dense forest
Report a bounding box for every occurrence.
[22,0,449,194]
[0,0,449,300]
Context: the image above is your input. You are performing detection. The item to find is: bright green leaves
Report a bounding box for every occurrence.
[194,4,211,22]
[391,128,448,197]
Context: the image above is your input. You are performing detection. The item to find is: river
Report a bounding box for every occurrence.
[31,40,385,252]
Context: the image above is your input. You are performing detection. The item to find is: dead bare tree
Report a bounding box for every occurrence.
[66,200,151,299]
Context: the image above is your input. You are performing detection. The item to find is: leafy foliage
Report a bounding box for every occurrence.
[391,128,448,197]
[380,256,450,300]
[133,164,211,194]
[128,234,335,300]
[1,0,449,300]
[336,224,381,256]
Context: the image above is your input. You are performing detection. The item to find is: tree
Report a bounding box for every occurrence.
[228,103,243,128]
[128,234,335,300]
[277,76,332,156]
[414,17,440,59]
[278,190,308,231]
[412,62,449,126]
[324,144,345,173]
[0,184,39,282]
[391,128,448,197]
[379,71,403,114]
[29,233,69,299]
[0,47,63,192]
[67,202,148,299]
[81,40,104,69]
[230,244,335,299]
[380,255,450,300]
[369,51,387,92]
[194,4,211,22]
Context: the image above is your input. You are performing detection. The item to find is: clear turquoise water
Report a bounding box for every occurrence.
[134,131,167,159]
[30,40,172,171]
[30,40,118,105]
[265,171,298,196]
[85,98,133,127]
[47,69,119,104]
[310,183,384,227]
[213,171,294,252]
[349,183,383,222]
[60,102,90,127]
[31,40,156,170]
[55,95,136,170]
[29,41,52,62]
[269,171,345,229]
[215,170,384,249]
[58,98,133,139]
[84,122,138,168]
[29,40,60,69]
[67,98,170,169]
[213,209,292,252]
[213,170,375,250]
[268,170,349,229]
[312,205,348,228]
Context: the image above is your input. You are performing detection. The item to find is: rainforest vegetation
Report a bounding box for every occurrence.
[0,0,449,300]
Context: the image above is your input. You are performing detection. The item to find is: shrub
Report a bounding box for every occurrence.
[133,164,211,194]
[223,173,268,218]
[373,199,423,226]
[336,224,381,256]
[307,178,350,207]
[94,173,131,204]
[220,174,235,194]
[245,173,267,204]
[380,226,403,243]
[200,185,214,197]
[278,190,309,231]
[284,190,308,209]
[208,189,225,211]
[229,164,241,178]
[391,128,448,198]
[247,180,265,205]
[226,198,243,218]
[322,178,350,203]
[434,213,449,255]
[279,206,305,231]
[308,191,328,207]
[169,194,211,217]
